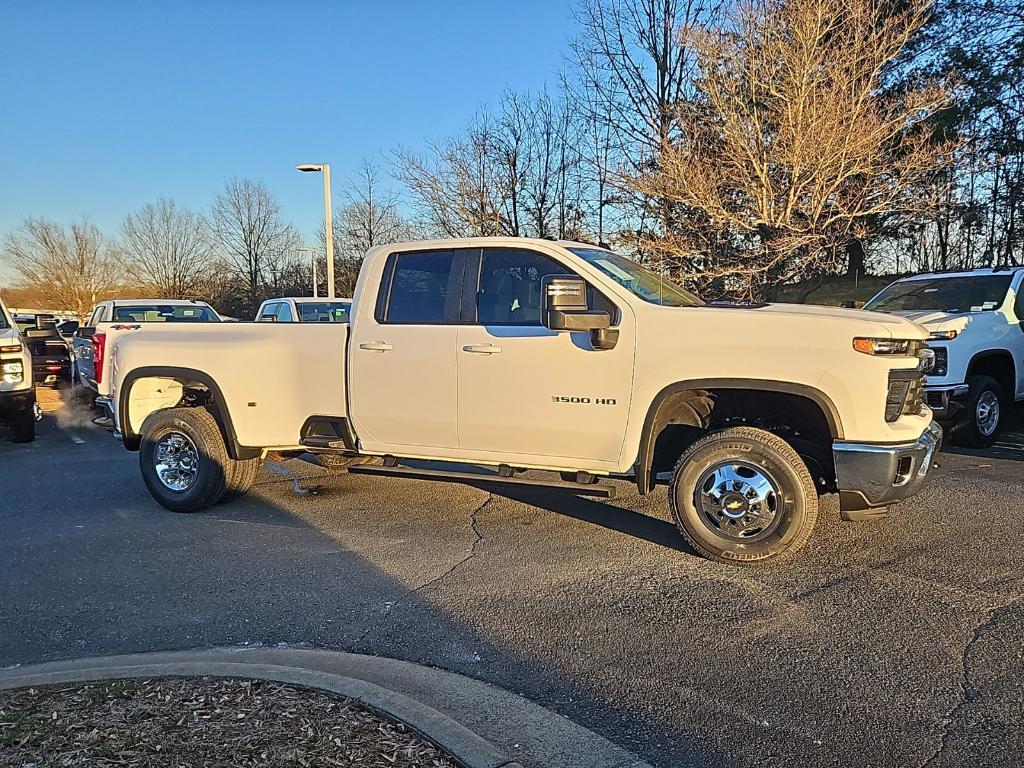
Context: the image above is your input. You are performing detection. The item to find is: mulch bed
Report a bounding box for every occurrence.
[0,677,458,767]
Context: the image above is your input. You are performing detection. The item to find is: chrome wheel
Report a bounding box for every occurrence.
[976,390,1000,436]
[153,431,200,492]
[694,461,782,541]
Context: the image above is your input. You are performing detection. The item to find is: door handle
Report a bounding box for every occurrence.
[463,344,502,354]
[359,341,393,352]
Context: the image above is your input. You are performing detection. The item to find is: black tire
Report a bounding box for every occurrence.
[951,375,1004,448]
[222,456,262,501]
[10,405,35,443]
[668,426,818,565]
[138,407,229,513]
[313,453,371,471]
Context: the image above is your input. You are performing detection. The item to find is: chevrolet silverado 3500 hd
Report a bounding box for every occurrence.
[108,238,941,564]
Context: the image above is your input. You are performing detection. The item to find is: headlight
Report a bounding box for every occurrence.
[1,361,24,384]
[930,346,948,376]
[929,330,958,341]
[853,337,918,355]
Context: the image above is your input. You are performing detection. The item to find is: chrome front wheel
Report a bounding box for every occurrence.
[153,430,200,492]
[694,460,783,542]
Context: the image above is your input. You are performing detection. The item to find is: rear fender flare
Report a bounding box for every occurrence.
[118,366,259,460]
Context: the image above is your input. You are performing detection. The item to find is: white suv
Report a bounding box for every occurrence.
[864,268,1024,446]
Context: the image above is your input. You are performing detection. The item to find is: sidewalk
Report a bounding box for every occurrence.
[0,646,653,768]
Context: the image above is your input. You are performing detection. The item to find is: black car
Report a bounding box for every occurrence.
[20,315,73,388]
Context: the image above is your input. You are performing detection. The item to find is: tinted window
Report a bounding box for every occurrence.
[477,249,569,325]
[112,305,219,322]
[297,301,350,322]
[276,303,294,322]
[476,248,617,325]
[864,275,1013,313]
[384,251,454,324]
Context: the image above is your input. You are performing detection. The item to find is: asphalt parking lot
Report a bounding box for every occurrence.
[2,392,1022,768]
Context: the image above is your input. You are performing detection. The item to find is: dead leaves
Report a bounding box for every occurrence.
[0,677,457,767]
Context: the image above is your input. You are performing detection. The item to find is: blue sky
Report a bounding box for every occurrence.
[0,0,575,278]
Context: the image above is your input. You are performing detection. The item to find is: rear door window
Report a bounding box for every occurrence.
[379,250,458,324]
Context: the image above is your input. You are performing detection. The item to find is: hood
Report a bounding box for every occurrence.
[755,302,928,338]
[886,309,974,334]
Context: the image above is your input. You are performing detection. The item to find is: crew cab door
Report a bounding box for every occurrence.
[348,248,462,451]
[456,247,634,466]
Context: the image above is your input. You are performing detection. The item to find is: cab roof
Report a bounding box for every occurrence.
[898,267,1024,281]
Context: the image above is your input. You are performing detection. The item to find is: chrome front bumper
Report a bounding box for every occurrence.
[833,421,942,520]
[923,384,969,419]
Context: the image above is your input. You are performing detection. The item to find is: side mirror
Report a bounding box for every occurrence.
[542,274,618,350]
[76,326,95,339]
[258,313,277,323]
[840,300,857,309]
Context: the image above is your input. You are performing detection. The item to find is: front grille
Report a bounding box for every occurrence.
[886,369,925,422]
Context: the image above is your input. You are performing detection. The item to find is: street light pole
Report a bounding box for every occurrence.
[296,163,335,299]
[297,247,317,297]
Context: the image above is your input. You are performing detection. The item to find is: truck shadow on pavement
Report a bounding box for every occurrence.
[0,417,725,768]
[5,403,1023,768]
[493,486,693,553]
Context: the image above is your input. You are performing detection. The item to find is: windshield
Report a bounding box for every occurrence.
[864,275,1012,313]
[112,304,220,322]
[296,301,351,323]
[569,248,703,307]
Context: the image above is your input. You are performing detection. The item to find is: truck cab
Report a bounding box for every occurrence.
[110,238,941,564]
[864,268,1024,447]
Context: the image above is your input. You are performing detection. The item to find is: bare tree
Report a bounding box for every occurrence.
[570,0,719,247]
[210,178,299,312]
[317,160,415,295]
[393,110,510,237]
[632,0,955,297]
[121,198,213,298]
[2,218,123,320]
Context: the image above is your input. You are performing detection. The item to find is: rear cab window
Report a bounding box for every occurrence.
[377,250,459,324]
[112,304,219,322]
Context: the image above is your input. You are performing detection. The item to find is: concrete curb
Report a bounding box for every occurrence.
[0,648,653,768]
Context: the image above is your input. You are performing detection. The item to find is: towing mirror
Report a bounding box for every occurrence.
[76,326,95,339]
[542,274,618,350]
[258,313,278,323]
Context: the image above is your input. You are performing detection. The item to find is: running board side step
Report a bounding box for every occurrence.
[346,463,617,498]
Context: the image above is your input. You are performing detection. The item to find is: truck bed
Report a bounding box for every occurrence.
[112,323,349,450]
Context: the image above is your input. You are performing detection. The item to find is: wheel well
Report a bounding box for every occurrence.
[968,351,1015,399]
[120,372,253,459]
[641,387,837,494]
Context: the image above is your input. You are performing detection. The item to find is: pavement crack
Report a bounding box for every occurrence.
[919,594,1023,768]
[351,493,491,651]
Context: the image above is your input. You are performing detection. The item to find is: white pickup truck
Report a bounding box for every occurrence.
[0,297,37,442]
[108,238,941,564]
[864,268,1024,447]
[72,299,221,406]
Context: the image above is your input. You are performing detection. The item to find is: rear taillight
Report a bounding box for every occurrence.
[92,332,106,384]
